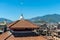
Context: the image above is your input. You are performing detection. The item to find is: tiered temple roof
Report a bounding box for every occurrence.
[0,15,48,40]
[8,20,39,30]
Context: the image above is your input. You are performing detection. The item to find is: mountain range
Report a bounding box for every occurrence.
[30,14,60,23]
[0,14,60,23]
[0,18,12,23]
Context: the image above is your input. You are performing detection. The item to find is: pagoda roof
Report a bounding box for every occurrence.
[8,20,39,30]
[0,31,47,40]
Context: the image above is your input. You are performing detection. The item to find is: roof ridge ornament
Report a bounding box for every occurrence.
[19,14,24,20]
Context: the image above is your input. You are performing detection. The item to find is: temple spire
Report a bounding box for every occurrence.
[19,14,24,20]
[19,1,24,20]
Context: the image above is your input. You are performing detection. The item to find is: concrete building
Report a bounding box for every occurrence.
[0,21,7,34]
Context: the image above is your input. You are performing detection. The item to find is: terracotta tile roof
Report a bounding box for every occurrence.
[0,31,12,40]
[7,21,18,28]
[6,35,15,40]
[0,31,47,40]
[7,36,47,40]
[8,20,39,30]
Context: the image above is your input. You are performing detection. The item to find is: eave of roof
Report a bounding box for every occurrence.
[7,20,39,30]
[0,32,47,40]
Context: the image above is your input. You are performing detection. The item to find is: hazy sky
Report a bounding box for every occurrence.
[0,0,60,21]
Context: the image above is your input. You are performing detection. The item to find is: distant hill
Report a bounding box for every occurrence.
[0,18,12,23]
[30,14,60,23]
